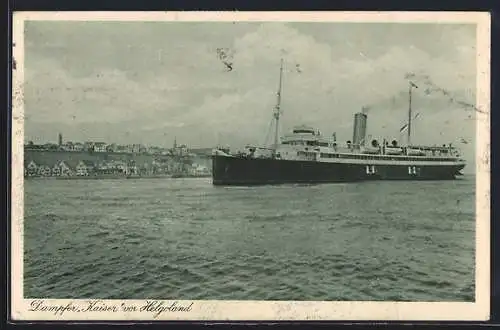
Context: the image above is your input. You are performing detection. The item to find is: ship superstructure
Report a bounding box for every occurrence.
[212,60,466,185]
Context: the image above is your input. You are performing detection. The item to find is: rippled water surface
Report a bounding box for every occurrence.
[24,176,475,301]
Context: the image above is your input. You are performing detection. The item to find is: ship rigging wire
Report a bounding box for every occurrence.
[263,118,275,147]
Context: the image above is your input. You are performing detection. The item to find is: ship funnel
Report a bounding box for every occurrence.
[352,112,368,148]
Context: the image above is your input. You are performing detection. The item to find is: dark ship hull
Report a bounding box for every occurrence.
[211,60,468,186]
[212,155,465,186]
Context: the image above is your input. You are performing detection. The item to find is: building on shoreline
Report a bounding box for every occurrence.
[23,153,211,178]
[23,136,213,178]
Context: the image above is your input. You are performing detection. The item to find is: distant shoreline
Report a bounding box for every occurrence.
[24,175,212,181]
[24,148,213,158]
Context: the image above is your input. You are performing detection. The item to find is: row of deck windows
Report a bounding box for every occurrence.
[284,141,453,155]
[319,152,457,162]
[284,141,330,147]
[297,151,317,157]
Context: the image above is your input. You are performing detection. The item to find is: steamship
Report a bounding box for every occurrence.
[211,60,466,185]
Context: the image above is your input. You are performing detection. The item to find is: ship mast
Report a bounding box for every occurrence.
[272,58,284,158]
[407,80,418,146]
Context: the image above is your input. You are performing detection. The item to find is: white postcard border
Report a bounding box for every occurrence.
[11,11,491,321]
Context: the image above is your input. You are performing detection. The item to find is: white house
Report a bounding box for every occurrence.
[51,164,61,176]
[56,160,75,176]
[37,164,52,176]
[76,160,95,176]
[61,142,72,151]
[191,164,210,176]
[94,142,107,152]
[73,143,84,152]
[25,160,38,176]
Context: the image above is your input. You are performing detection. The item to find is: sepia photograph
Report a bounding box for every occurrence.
[11,11,490,321]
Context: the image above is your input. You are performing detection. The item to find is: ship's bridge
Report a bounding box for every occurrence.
[280,125,336,148]
[292,125,316,135]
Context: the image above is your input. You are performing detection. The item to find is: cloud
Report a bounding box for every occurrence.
[203,24,476,147]
[24,21,477,167]
[24,57,190,124]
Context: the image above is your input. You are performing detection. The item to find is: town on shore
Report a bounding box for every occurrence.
[24,134,212,179]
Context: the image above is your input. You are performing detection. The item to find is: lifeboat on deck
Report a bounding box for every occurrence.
[361,146,379,154]
[407,148,426,156]
[385,147,403,155]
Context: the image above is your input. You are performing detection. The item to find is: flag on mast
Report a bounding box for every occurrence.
[400,113,419,132]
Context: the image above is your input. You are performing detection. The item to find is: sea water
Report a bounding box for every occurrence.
[23,176,475,301]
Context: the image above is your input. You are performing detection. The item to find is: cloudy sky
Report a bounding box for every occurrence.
[24,21,477,164]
